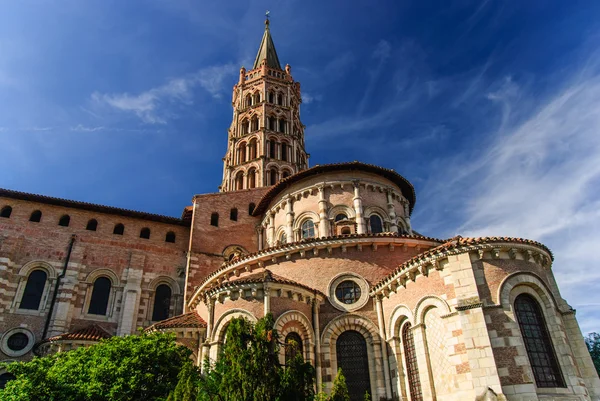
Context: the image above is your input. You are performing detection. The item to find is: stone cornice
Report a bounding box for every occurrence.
[187,234,440,309]
[370,237,553,297]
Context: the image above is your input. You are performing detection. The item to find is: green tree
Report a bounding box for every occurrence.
[585,332,600,376]
[330,368,350,401]
[0,331,190,401]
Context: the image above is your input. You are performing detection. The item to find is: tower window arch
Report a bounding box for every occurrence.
[278,118,286,133]
[279,231,287,244]
[269,168,278,186]
[268,117,276,131]
[248,203,256,215]
[29,210,42,223]
[238,143,247,163]
[19,269,48,310]
[269,139,277,158]
[113,223,124,235]
[241,119,249,135]
[253,91,261,104]
[245,94,252,107]
[152,284,172,321]
[249,139,257,159]
[86,219,98,231]
[514,293,565,388]
[210,212,219,227]
[88,277,111,316]
[165,231,176,243]
[402,322,423,401]
[268,91,275,103]
[301,220,315,239]
[140,227,150,239]
[282,170,290,179]
[248,168,257,189]
[251,116,259,132]
[58,215,70,227]
[0,206,12,218]
[284,332,303,364]
[281,142,288,161]
[277,93,283,106]
[235,171,244,190]
[335,213,348,222]
[369,215,383,234]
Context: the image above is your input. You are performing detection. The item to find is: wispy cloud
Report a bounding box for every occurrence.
[91,64,237,124]
[357,40,391,115]
[70,124,105,132]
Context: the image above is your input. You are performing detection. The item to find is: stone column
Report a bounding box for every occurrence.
[263,285,270,317]
[376,296,392,398]
[285,197,294,241]
[117,252,145,336]
[403,202,413,234]
[386,189,398,233]
[353,181,366,234]
[267,213,275,247]
[200,297,216,370]
[257,226,264,251]
[317,185,330,237]
[312,298,322,390]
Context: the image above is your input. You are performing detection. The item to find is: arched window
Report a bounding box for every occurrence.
[278,119,286,133]
[248,169,256,189]
[336,330,371,400]
[249,139,257,159]
[19,270,47,310]
[29,210,42,222]
[282,170,290,179]
[277,93,283,106]
[0,206,12,218]
[165,231,176,243]
[402,323,423,401]
[238,144,247,163]
[279,231,287,244]
[269,168,278,186]
[281,142,288,161]
[251,117,259,132]
[269,140,277,158]
[241,120,249,135]
[210,212,219,227]
[58,215,70,227]
[152,284,172,321]
[301,220,315,239]
[248,203,256,215]
[140,227,150,239]
[284,332,303,364]
[86,219,98,231]
[335,213,347,222]
[268,91,274,103]
[514,294,565,387]
[253,92,260,104]
[341,227,351,235]
[369,215,383,234]
[88,277,111,315]
[230,208,238,221]
[245,94,252,107]
[235,171,244,190]
[113,223,124,235]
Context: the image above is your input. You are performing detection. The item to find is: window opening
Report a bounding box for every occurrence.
[29,210,42,222]
[248,203,256,215]
[301,220,315,239]
[113,223,124,235]
[19,270,47,310]
[86,219,98,231]
[140,227,150,239]
[230,208,238,221]
[402,323,423,401]
[336,330,371,401]
[152,284,172,321]
[0,206,12,218]
[165,231,176,243]
[88,277,111,316]
[369,215,383,234]
[335,280,361,304]
[284,332,303,364]
[210,212,219,227]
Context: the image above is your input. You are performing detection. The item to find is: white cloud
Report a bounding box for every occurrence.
[70,124,105,132]
[92,64,236,124]
[419,65,600,333]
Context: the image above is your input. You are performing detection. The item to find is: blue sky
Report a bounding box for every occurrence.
[2,0,600,333]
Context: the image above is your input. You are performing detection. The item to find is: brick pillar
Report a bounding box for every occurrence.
[117,253,144,336]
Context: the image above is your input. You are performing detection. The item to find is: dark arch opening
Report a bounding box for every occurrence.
[29,210,42,223]
[369,215,383,234]
[58,215,70,227]
[86,219,98,231]
[165,231,176,243]
[284,332,303,364]
[140,227,150,239]
[336,330,371,401]
[152,284,172,321]
[88,277,111,316]
[248,203,256,215]
[113,223,124,235]
[230,208,238,221]
[20,269,47,310]
[210,212,219,227]
[0,206,12,218]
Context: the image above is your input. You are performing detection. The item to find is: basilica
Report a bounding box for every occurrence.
[0,19,598,401]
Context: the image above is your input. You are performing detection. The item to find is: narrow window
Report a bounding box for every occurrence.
[515,294,565,387]
[301,220,315,239]
[85,219,97,231]
[248,203,256,215]
[335,213,348,222]
[284,332,303,364]
[402,323,423,401]
[165,231,176,243]
[249,140,257,159]
[19,270,47,310]
[269,140,277,158]
[281,143,288,161]
[369,215,383,234]
[280,232,287,244]
[269,92,274,103]
[282,170,290,179]
[113,223,124,235]
[235,172,244,190]
[230,208,238,221]
[152,284,172,321]
[246,94,252,107]
[0,206,12,218]
[269,169,278,186]
[251,117,259,132]
[336,330,371,399]
[140,227,150,239]
[58,215,70,227]
[88,277,111,315]
[239,144,247,162]
[277,93,283,105]
[278,119,286,133]
[29,210,42,223]
[210,212,219,227]
[248,169,256,189]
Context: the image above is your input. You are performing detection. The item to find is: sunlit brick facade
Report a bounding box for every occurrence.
[1,19,599,401]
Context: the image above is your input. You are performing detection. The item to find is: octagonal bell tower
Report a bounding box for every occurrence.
[220,18,309,192]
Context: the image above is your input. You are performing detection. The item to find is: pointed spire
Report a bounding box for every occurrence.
[253,16,282,70]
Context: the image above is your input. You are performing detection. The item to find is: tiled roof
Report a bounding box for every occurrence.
[372,235,554,291]
[0,188,190,226]
[146,311,207,331]
[199,232,442,288]
[43,324,112,343]
[211,269,325,296]
[253,19,282,70]
[252,161,416,216]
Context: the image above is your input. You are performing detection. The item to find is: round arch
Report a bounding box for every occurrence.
[84,268,120,286]
[387,304,414,340]
[211,308,257,343]
[274,310,315,364]
[18,261,57,279]
[147,276,181,294]
[414,295,451,326]
[497,271,561,312]
[328,204,356,220]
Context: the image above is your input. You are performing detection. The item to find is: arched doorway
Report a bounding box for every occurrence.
[336,330,371,400]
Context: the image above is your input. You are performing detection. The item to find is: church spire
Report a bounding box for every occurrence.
[253,17,282,70]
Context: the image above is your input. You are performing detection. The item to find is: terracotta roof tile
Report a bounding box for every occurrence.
[212,269,325,296]
[43,324,112,343]
[146,311,207,331]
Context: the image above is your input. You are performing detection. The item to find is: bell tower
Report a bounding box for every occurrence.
[220,18,309,192]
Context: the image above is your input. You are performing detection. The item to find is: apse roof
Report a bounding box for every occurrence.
[42,324,112,343]
[146,311,207,331]
[252,161,416,216]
